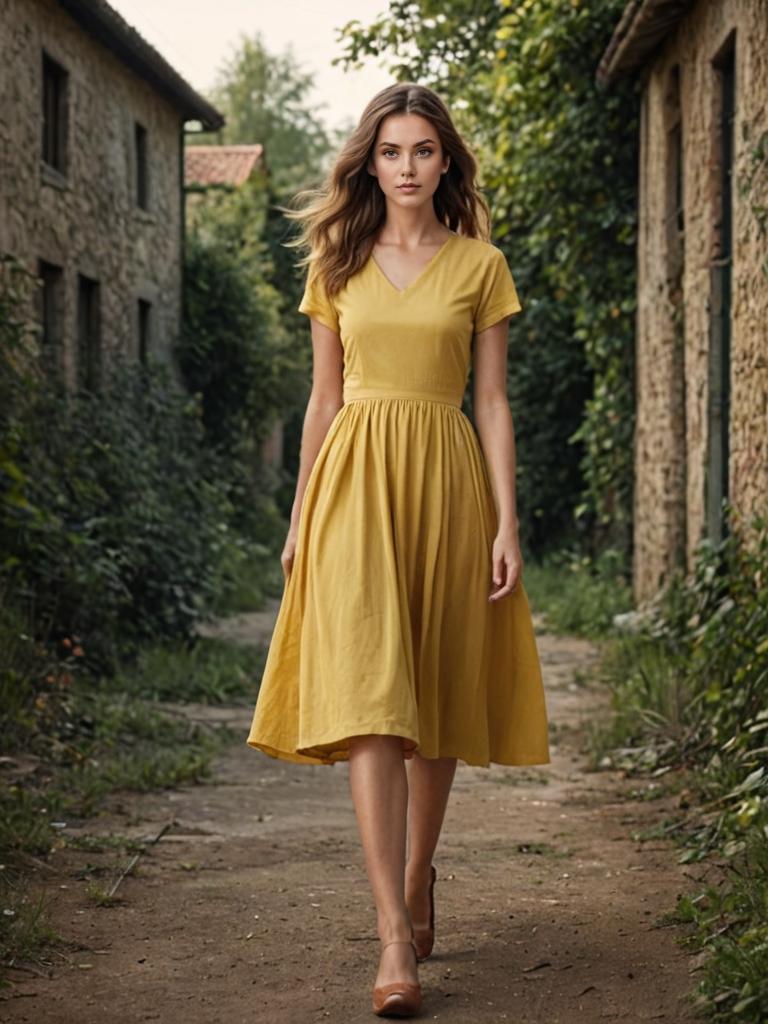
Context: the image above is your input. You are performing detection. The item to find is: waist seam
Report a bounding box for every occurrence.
[343,393,462,409]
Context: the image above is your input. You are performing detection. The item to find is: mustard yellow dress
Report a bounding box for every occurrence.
[246,232,551,767]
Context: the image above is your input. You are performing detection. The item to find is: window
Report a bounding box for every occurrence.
[38,260,64,374]
[42,52,68,174]
[138,298,152,363]
[77,274,101,390]
[135,122,149,209]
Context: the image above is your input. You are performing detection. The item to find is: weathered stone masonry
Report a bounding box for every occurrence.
[600,0,768,602]
[0,0,222,389]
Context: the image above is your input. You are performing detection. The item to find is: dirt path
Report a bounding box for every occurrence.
[3,605,701,1023]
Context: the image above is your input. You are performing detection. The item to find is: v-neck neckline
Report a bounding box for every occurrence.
[369,233,456,296]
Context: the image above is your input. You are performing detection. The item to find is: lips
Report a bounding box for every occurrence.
[398,184,419,190]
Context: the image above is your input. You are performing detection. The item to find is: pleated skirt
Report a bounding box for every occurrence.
[246,395,551,767]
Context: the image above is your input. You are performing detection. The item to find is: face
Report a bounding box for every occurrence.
[368,112,450,206]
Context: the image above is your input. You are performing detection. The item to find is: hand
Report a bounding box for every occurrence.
[489,529,522,601]
[280,525,299,582]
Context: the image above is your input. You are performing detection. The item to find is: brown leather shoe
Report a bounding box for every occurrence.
[372,937,422,1017]
[411,864,436,962]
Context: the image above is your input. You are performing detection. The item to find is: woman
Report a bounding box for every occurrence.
[247,81,550,1017]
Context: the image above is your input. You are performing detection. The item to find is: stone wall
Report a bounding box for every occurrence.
[0,0,185,387]
[633,0,768,601]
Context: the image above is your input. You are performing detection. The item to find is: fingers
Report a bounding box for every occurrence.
[506,554,520,592]
[489,553,522,601]
[491,554,504,589]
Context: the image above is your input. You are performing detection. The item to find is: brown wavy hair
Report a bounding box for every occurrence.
[279,81,492,297]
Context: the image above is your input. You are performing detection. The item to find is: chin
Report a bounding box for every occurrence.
[394,189,427,200]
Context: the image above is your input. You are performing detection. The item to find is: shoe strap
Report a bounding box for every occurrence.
[380,938,416,952]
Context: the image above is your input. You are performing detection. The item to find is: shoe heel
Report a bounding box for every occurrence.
[412,864,436,962]
[372,935,422,1017]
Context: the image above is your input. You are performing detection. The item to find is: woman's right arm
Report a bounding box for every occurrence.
[281,317,344,580]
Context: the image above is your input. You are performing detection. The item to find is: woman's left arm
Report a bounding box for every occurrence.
[472,315,522,602]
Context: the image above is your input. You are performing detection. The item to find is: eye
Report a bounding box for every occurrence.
[380,148,434,158]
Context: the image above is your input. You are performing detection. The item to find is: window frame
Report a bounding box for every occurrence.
[41,51,69,175]
[77,273,102,391]
[135,121,149,210]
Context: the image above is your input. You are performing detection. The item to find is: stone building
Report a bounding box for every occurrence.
[0,0,223,389]
[598,0,768,602]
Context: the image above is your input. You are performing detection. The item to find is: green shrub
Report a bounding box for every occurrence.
[593,507,768,1022]
[2,353,235,670]
[0,252,285,673]
[524,545,633,638]
[337,0,638,558]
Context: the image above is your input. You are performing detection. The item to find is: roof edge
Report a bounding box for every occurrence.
[597,0,695,86]
[58,0,225,130]
[184,144,265,188]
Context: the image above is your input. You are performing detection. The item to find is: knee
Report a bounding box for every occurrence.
[348,733,408,755]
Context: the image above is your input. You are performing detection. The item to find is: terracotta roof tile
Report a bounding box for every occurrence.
[185,145,264,188]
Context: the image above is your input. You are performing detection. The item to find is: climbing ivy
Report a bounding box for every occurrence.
[737,127,768,278]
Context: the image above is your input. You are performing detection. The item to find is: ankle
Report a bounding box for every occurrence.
[377,913,413,946]
[405,858,433,880]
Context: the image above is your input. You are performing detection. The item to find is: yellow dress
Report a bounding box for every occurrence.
[246,232,551,767]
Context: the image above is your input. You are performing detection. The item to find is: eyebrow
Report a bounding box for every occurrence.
[378,138,436,147]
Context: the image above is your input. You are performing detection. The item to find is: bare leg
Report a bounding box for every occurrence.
[348,735,419,988]
[404,751,457,930]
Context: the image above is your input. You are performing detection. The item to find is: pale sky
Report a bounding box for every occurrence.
[109,0,397,134]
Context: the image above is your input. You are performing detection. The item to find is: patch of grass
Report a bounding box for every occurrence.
[524,545,633,639]
[64,833,145,854]
[585,511,768,1022]
[0,888,61,967]
[515,841,556,856]
[211,536,285,617]
[112,634,265,704]
[583,634,692,773]
[547,719,575,738]
[570,667,592,688]
[0,687,230,855]
[672,830,768,1021]
[83,880,123,907]
[0,627,252,984]
[626,779,682,803]
[595,634,694,748]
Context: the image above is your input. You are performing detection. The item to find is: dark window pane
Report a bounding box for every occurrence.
[38,259,64,378]
[42,52,68,173]
[135,122,149,208]
[138,298,151,363]
[77,274,101,391]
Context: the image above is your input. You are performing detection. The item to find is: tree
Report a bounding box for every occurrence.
[200,31,335,194]
[336,0,638,559]
[193,31,348,489]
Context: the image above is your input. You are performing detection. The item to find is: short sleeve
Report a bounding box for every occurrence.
[297,266,339,333]
[473,246,522,334]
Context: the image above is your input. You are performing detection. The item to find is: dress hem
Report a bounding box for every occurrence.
[245,731,552,770]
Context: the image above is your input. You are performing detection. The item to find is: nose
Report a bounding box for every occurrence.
[401,154,415,176]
